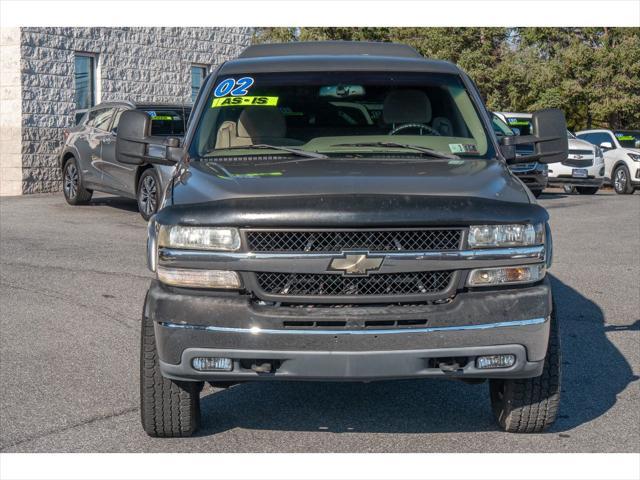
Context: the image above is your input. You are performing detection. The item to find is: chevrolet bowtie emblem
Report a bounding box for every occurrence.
[328,252,384,276]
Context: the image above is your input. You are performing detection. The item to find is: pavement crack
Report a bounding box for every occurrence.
[0,281,138,330]
[0,260,151,281]
[0,406,139,451]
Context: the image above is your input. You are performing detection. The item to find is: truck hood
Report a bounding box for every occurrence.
[157,157,547,227]
[171,157,529,205]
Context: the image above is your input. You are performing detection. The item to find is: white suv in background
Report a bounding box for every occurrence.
[495,112,605,194]
[548,131,605,195]
[576,129,640,194]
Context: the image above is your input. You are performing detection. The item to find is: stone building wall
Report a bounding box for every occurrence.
[1,28,23,196]
[4,27,252,195]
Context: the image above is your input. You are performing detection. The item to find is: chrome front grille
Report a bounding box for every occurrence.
[563,150,594,168]
[245,229,462,253]
[255,271,454,297]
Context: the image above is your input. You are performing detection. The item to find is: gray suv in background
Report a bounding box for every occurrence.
[59,101,191,219]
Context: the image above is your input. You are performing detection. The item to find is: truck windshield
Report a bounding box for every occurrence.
[190,71,495,160]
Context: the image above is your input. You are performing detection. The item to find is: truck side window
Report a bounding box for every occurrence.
[92,108,115,131]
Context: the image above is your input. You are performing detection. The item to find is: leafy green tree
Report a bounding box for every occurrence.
[253,27,640,130]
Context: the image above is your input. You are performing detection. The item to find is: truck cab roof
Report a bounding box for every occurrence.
[220,41,460,76]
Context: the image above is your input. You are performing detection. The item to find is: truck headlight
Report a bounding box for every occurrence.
[158,226,240,251]
[468,224,544,248]
[157,266,242,289]
[467,264,546,286]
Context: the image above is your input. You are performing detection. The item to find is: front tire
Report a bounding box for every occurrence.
[575,186,599,195]
[137,168,161,220]
[613,165,634,194]
[62,157,92,205]
[140,307,202,437]
[489,309,561,433]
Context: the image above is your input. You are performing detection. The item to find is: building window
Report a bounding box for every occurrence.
[191,65,208,102]
[74,53,97,124]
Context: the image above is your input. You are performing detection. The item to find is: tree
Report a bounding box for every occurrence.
[253,27,640,130]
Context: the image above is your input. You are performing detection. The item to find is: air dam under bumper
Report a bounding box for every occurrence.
[548,176,604,187]
[147,279,552,382]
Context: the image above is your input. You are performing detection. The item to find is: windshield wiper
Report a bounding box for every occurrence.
[331,142,460,160]
[207,144,328,160]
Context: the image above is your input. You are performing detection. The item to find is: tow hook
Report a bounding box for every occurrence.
[251,361,274,373]
[438,361,462,373]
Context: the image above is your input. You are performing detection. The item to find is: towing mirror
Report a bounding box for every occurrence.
[115,110,184,166]
[500,109,568,164]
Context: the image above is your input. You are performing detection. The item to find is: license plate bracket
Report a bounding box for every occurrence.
[572,168,588,178]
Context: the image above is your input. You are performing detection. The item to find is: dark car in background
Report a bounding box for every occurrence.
[491,113,548,197]
[59,101,191,219]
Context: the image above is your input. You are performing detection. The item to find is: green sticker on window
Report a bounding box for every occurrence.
[212,96,279,108]
[151,115,174,121]
[508,119,530,126]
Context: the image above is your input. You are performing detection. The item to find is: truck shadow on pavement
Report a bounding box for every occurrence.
[87,195,139,213]
[537,192,569,200]
[196,275,637,437]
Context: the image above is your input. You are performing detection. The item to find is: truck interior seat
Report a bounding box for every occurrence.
[215,120,240,149]
[215,107,302,148]
[383,89,432,127]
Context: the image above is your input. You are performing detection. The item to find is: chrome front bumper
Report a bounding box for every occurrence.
[147,279,552,382]
[160,345,545,382]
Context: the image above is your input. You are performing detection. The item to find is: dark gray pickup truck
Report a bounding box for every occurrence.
[59,102,191,219]
[116,41,568,437]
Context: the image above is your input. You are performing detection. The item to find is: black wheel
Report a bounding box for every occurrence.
[137,168,160,220]
[489,308,561,433]
[62,157,92,205]
[575,186,599,195]
[613,165,634,194]
[140,304,202,437]
[530,189,543,198]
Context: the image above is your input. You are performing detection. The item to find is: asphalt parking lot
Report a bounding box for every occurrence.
[0,189,638,453]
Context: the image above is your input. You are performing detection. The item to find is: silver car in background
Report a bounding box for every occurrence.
[58,101,191,219]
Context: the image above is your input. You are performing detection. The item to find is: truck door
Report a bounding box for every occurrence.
[100,108,138,197]
[86,108,116,189]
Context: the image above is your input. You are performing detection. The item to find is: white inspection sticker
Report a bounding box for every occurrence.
[449,143,479,154]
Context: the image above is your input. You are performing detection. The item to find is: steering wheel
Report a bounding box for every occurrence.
[389,123,441,136]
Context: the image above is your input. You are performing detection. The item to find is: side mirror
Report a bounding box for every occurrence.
[116,110,183,166]
[501,109,568,164]
[600,141,613,150]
